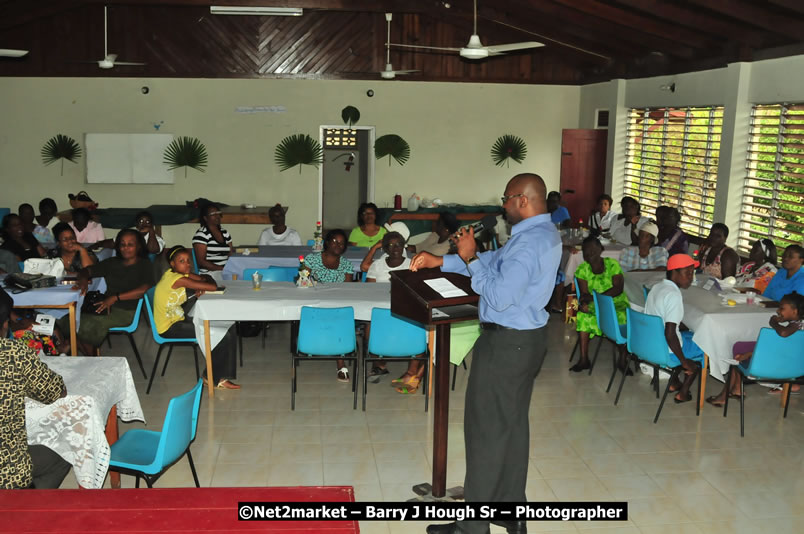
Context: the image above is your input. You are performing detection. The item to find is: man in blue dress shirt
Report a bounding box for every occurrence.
[412,173,561,534]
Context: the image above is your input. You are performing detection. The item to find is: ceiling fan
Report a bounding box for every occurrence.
[391,0,544,60]
[79,6,145,69]
[380,13,419,79]
[0,49,28,57]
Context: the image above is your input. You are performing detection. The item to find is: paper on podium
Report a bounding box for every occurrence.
[424,278,468,298]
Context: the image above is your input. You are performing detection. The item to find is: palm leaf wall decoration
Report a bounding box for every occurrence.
[41,134,82,176]
[491,134,527,167]
[275,134,323,173]
[341,106,360,127]
[374,134,410,166]
[163,136,208,177]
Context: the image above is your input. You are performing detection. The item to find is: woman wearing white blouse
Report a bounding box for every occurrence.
[257,204,301,246]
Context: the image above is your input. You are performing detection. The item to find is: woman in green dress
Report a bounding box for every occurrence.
[571,237,629,373]
[348,203,386,248]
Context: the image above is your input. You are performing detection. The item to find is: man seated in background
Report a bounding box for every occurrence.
[547,191,571,228]
[407,212,459,256]
[257,204,302,246]
[134,211,165,254]
[69,208,114,249]
[0,291,71,489]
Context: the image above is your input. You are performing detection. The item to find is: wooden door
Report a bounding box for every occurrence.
[559,129,608,226]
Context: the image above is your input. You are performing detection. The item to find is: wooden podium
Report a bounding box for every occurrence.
[390,268,479,498]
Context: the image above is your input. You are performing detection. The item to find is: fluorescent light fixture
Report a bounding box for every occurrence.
[0,49,29,57]
[210,6,303,16]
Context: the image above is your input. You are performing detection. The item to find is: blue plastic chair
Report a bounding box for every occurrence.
[243,266,297,283]
[190,248,199,274]
[17,261,25,272]
[723,328,804,436]
[143,287,200,395]
[594,292,630,404]
[626,308,707,423]
[108,379,203,488]
[103,298,148,379]
[306,239,315,247]
[294,306,358,410]
[363,308,429,411]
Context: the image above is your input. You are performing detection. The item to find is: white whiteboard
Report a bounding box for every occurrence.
[86,133,175,184]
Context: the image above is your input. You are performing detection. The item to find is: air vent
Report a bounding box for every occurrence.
[595,109,609,129]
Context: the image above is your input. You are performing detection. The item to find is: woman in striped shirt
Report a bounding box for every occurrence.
[192,203,233,276]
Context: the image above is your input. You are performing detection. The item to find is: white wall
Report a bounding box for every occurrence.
[580,54,804,247]
[0,77,580,247]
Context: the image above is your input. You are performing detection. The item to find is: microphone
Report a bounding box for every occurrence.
[469,214,498,233]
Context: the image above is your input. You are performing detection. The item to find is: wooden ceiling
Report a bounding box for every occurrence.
[1,0,803,84]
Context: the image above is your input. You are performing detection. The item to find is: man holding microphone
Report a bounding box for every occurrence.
[412,173,561,534]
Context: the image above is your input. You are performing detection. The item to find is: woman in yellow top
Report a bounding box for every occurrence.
[154,246,239,389]
[348,203,386,248]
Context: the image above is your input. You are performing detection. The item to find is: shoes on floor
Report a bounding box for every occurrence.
[337,367,349,383]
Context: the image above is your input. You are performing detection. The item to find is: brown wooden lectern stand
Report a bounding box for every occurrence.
[390,268,479,499]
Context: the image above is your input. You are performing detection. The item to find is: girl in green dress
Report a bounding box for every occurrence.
[571,237,629,373]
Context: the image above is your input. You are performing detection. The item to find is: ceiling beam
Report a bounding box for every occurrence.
[768,0,804,16]
[685,0,803,39]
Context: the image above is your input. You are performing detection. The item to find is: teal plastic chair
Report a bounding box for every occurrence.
[108,379,203,488]
[190,248,199,274]
[144,287,199,394]
[103,298,148,379]
[626,308,706,423]
[363,308,429,411]
[243,266,297,283]
[306,239,315,247]
[593,292,630,405]
[294,306,358,410]
[723,328,804,436]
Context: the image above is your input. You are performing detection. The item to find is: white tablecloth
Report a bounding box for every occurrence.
[190,281,391,353]
[222,246,371,280]
[4,278,105,330]
[25,356,145,489]
[563,244,626,287]
[624,272,775,379]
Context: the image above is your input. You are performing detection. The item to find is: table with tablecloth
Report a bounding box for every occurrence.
[624,272,775,379]
[4,278,106,356]
[25,356,145,489]
[222,246,371,280]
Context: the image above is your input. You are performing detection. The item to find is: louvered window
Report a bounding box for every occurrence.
[624,106,724,237]
[739,103,804,254]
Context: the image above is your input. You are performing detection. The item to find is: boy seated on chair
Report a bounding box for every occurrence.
[644,253,705,403]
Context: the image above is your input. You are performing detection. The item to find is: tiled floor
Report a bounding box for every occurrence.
[65,318,803,533]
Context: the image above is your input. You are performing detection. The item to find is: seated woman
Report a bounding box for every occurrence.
[348,203,385,248]
[49,223,97,275]
[69,208,114,249]
[572,237,630,373]
[58,229,154,356]
[33,198,59,244]
[134,211,165,255]
[696,223,739,279]
[656,206,689,257]
[0,213,45,261]
[304,229,354,382]
[258,204,302,246]
[706,292,804,405]
[618,222,668,272]
[547,191,571,228]
[736,238,777,292]
[155,246,239,389]
[763,245,804,302]
[588,193,617,236]
[363,232,411,282]
[407,213,459,256]
[192,203,233,278]
[18,203,37,236]
[609,197,649,246]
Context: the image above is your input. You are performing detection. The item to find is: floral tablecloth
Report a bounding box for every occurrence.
[25,356,145,489]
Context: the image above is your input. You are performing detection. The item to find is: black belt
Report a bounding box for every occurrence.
[480,322,514,331]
